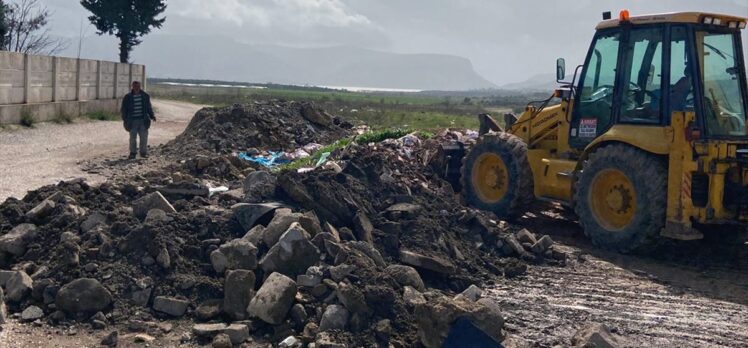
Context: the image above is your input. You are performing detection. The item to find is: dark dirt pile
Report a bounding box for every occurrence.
[0,105,569,347]
[161,100,353,157]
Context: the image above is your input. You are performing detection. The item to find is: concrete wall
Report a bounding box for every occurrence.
[0,51,146,125]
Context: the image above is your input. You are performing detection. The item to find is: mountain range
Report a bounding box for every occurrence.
[61,34,497,91]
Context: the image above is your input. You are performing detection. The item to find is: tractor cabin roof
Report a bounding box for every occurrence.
[596,12,748,30]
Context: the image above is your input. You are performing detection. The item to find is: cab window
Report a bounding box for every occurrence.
[573,31,621,142]
[619,27,664,124]
[669,26,694,114]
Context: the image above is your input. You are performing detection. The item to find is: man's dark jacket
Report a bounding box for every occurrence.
[121,91,155,130]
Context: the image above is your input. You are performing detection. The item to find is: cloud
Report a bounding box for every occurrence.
[176,0,371,28]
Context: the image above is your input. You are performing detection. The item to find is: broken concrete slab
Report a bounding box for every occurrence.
[248,272,297,325]
[56,278,112,315]
[385,265,425,291]
[214,238,258,272]
[571,323,621,348]
[319,304,349,332]
[153,296,189,317]
[6,270,33,302]
[260,223,320,278]
[415,296,504,348]
[132,192,176,220]
[352,212,374,245]
[193,323,228,337]
[531,235,554,254]
[80,212,107,233]
[399,250,456,275]
[0,223,38,256]
[223,270,255,320]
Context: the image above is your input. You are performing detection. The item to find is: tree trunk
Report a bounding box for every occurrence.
[118,34,130,63]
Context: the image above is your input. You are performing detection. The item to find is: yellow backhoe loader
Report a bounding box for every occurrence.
[459,11,748,253]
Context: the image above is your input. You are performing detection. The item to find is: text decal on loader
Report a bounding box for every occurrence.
[579,118,597,138]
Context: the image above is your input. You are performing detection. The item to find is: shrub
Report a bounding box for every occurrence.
[20,110,35,127]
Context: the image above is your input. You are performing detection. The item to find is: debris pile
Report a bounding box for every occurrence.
[162,101,352,156]
[0,103,572,347]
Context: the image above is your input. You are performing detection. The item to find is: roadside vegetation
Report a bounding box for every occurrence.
[85,111,120,121]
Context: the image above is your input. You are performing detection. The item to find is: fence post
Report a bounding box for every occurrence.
[23,54,31,104]
[113,63,118,99]
[52,57,59,102]
[75,59,81,101]
[96,61,102,100]
[143,65,147,90]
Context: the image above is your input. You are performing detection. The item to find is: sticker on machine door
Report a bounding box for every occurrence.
[579,119,597,138]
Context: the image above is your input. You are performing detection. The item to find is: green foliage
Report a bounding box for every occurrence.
[85,111,119,121]
[354,128,411,144]
[278,138,352,171]
[20,110,35,127]
[80,0,166,63]
[54,111,75,124]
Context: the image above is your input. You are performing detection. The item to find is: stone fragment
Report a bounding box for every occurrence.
[223,323,250,345]
[352,212,374,244]
[0,288,7,324]
[374,319,392,342]
[290,303,308,328]
[196,299,222,321]
[133,333,155,343]
[0,223,38,256]
[60,231,80,244]
[571,323,621,348]
[405,286,427,309]
[232,202,284,232]
[25,198,56,221]
[348,241,386,267]
[6,271,33,302]
[336,282,369,315]
[248,272,297,325]
[243,225,265,247]
[260,223,319,278]
[217,238,258,271]
[329,264,356,282]
[454,284,483,302]
[153,296,189,317]
[193,323,228,337]
[210,249,228,274]
[101,330,118,347]
[319,304,349,331]
[415,296,504,348]
[531,235,554,254]
[132,192,176,220]
[212,333,232,348]
[399,250,456,274]
[385,265,425,291]
[145,209,172,224]
[21,305,44,321]
[263,211,322,247]
[156,247,171,269]
[280,335,301,348]
[516,228,537,245]
[223,270,255,320]
[56,278,112,315]
[81,212,107,233]
[243,171,278,202]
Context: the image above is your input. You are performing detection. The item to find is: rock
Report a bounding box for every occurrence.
[280,335,301,348]
[193,323,228,337]
[196,299,222,321]
[232,202,285,232]
[243,171,278,202]
[81,212,107,233]
[243,225,265,247]
[21,305,44,321]
[56,278,112,315]
[399,250,456,275]
[454,284,483,302]
[385,265,425,291]
[516,229,537,245]
[212,333,232,348]
[223,323,250,345]
[217,238,258,271]
[571,323,621,348]
[403,286,426,307]
[101,330,118,346]
[263,211,323,247]
[0,223,38,256]
[0,270,13,287]
[260,223,320,278]
[25,198,56,221]
[297,273,322,288]
[132,192,176,220]
[290,303,308,328]
[156,247,171,269]
[60,231,80,244]
[415,296,505,348]
[6,271,33,302]
[352,212,374,244]
[319,304,349,331]
[336,282,369,315]
[157,182,210,198]
[132,287,152,307]
[504,234,532,258]
[153,296,189,317]
[0,288,7,324]
[248,272,297,325]
[323,222,341,242]
[503,259,528,278]
[145,209,172,224]
[329,264,356,282]
[301,104,332,126]
[531,235,554,254]
[210,250,229,274]
[133,333,155,343]
[348,241,386,267]
[374,319,392,342]
[385,203,422,219]
[223,270,255,320]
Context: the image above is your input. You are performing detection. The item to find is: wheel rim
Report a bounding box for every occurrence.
[471,153,509,203]
[589,168,637,231]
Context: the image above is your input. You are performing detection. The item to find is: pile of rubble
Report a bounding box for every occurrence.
[0,104,586,347]
[162,100,353,157]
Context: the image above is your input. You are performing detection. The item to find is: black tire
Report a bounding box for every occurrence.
[461,132,534,220]
[574,144,666,253]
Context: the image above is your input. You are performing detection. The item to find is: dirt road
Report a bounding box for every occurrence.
[0,99,203,202]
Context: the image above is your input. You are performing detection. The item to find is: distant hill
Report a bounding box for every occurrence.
[500,73,558,92]
[62,35,497,91]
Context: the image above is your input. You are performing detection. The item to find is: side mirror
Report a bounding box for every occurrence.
[556,58,566,82]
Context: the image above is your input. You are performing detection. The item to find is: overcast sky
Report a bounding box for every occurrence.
[43,0,748,85]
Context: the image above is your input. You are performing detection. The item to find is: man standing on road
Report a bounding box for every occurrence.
[121,81,156,159]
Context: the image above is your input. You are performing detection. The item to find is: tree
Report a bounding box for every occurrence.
[80,0,166,63]
[3,0,68,55]
[0,1,8,49]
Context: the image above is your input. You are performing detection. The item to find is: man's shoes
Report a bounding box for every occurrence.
[140,153,148,159]
[128,153,136,160]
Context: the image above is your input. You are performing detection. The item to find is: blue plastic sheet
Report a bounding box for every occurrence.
[238,151,290,168]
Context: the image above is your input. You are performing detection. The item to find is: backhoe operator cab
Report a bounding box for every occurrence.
[461,11,748,253]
